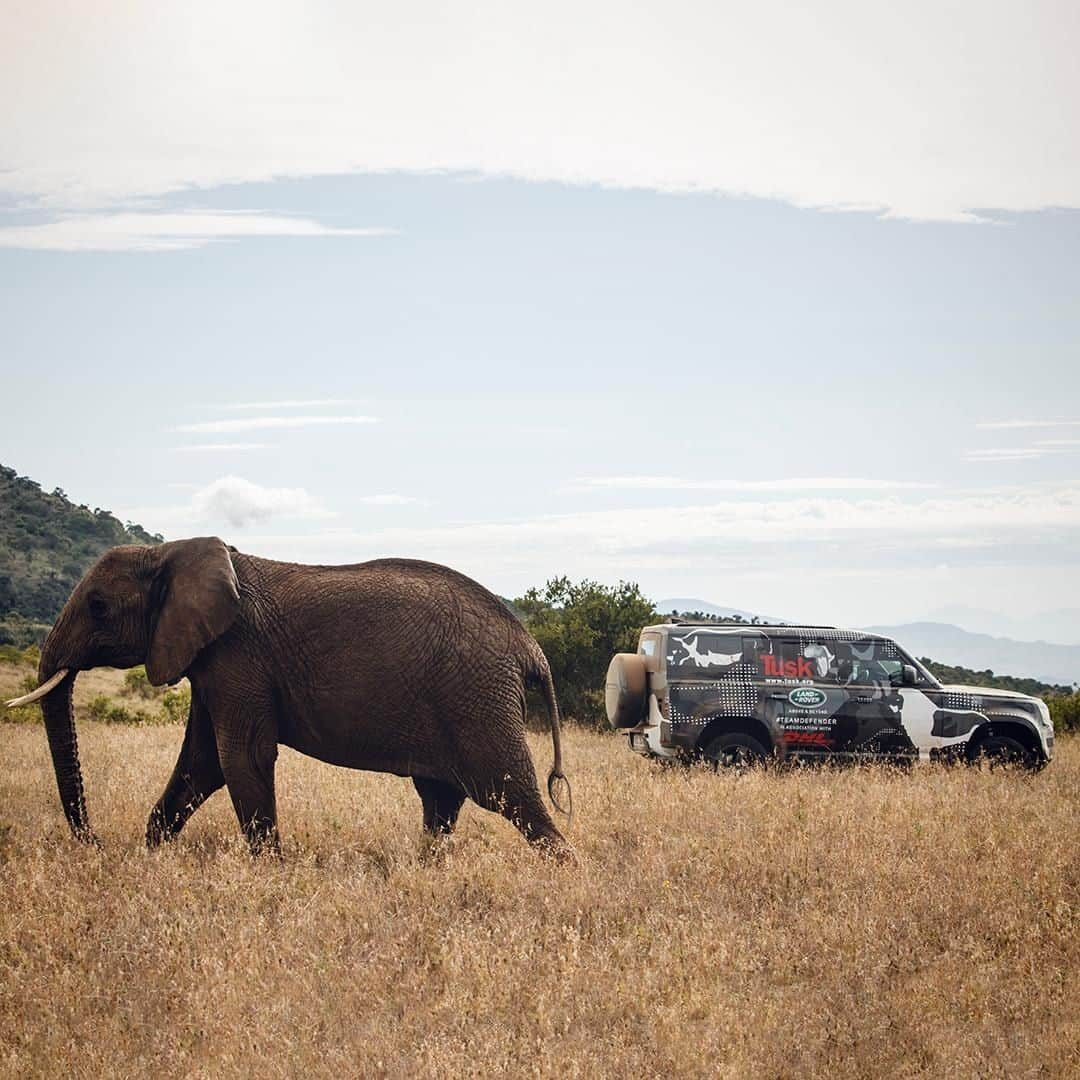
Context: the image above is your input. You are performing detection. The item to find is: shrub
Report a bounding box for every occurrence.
[122,666,158,699]
[1,704,40,725]
[514,577,657,728]
[0,644,38,666]
[85,694,156,726]
[160,686,191,725]
[0,673,45,725]
[1049,692,1080,733]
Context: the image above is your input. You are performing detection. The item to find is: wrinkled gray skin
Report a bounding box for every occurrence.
[35,538,570,854]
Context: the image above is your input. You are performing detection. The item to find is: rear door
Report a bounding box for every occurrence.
[767,637,843,755]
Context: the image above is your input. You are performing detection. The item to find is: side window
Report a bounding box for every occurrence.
[638,632,662,672]
[666,630,743,674]
[841,641,904,687]
[801,640,840,682]
[741,636,772,673]
[757,638,840,681]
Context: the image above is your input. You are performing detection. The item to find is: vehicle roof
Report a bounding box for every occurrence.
[642,622,892,641]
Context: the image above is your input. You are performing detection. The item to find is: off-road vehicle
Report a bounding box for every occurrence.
[606,623,1054,769]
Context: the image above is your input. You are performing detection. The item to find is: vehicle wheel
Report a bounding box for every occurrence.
[969,734,1037,771]
[701,732,768,770]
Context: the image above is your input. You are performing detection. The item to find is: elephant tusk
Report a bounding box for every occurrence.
[4,668,69,708]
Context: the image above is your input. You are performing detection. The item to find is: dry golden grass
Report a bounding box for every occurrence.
[0,714,1077,1078]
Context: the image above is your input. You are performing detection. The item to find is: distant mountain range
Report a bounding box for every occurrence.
[863,622,1080,688]
[661,597,1080,687]
[922,605,1080,647]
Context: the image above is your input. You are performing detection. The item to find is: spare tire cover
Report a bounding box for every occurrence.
[606,653,648,728]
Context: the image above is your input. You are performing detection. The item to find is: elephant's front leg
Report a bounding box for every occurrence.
[147,692,225,847]
[413,776,466,836]
[215,706,281,855]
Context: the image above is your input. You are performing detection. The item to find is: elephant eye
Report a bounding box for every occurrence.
[88,592,109,620]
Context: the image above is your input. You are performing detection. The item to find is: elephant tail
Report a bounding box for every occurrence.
[527,652,573,824]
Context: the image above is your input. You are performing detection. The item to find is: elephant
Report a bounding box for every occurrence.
[6,538,572,855]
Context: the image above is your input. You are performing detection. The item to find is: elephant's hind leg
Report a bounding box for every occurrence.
[216,707,281,856]
[413,776,466,836]
[471,741,567,852]
[147,694,225,848]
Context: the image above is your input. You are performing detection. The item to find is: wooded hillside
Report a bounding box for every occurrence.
[0,464,162,645]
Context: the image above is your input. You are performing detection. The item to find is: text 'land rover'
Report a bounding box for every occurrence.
[605,623,1054,769]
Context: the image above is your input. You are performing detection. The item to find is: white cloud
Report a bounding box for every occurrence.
[174,415,380,433]
[234,487,1080,569]
[963,448,1063,462]
[1035,439,1080,447]
[976,420,1080,430]
[123,478,421,530]
[189,476,333,528]
[212,399,366,410]
[171,443,268,453]
[570,475,936,492]
[1,1,1077,222]
[358,494,423,506]
[0,211,393,252]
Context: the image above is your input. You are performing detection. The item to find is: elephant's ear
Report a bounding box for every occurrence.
[146,537,241,686]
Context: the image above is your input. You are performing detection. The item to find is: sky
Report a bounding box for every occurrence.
[1,2,1079,641]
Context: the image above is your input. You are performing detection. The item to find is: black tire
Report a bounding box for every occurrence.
[968,734,1037,771]
[701,731,768,770]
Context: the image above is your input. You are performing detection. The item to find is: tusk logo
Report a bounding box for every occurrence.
[763,655,816,679]
[788,687,828,709]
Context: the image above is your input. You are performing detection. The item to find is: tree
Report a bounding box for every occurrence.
[514,577,658,727]
[1049,692,1080,733]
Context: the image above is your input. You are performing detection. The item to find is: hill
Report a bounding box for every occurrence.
[0,464,163,645]
[865,621,1080,689]
[918,657,1072,699]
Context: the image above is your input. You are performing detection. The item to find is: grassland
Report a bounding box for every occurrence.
[1,665,1077,1080]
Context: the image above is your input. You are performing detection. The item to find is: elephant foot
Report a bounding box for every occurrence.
[244,823,282,858]
[536,836,577,864]
[417,829,457,865]
[145,806,177,848]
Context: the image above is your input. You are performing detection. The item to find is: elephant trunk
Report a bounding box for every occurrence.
[37,650,97,845]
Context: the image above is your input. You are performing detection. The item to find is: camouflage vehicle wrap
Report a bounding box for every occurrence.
[620,624,1054,766]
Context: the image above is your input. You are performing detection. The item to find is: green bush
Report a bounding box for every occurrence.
[122,665,158,699]
[0,643,39,666]
[160,686,191,725]
[1049,692,1080,734]
[85,694,157,726]
[514,577,657,728]
[0,673,43,725]
[1,704,41,725]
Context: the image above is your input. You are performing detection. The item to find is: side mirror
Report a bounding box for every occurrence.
[902,664,918,687]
